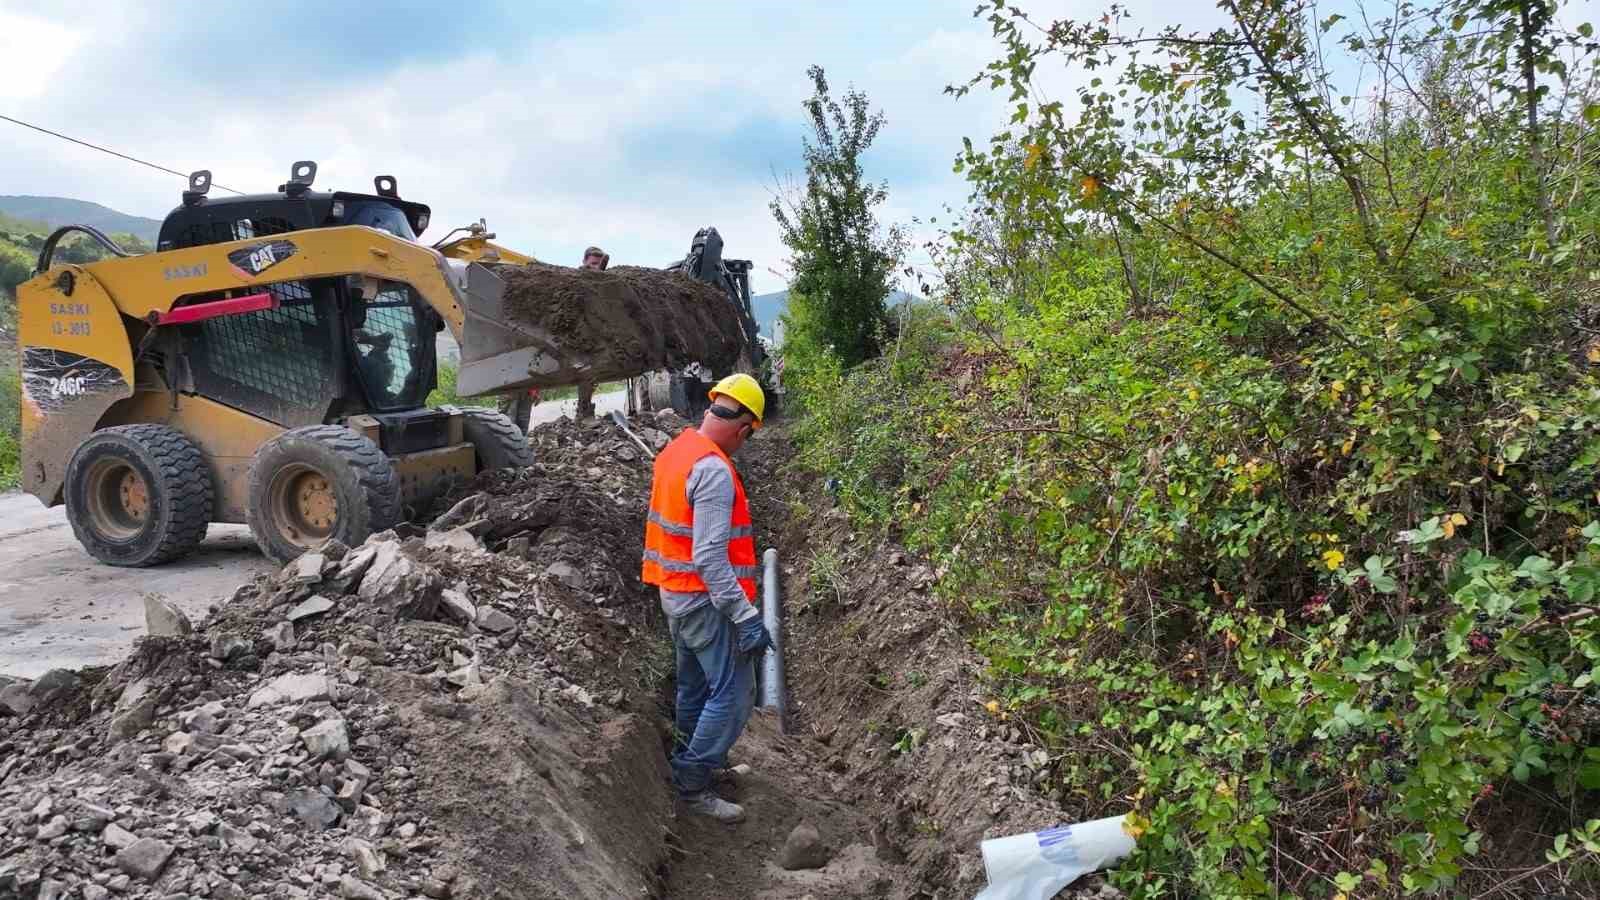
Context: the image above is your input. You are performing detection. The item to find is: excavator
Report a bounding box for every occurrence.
[14,162,766,566]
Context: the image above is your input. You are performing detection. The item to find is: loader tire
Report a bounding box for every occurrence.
[64,424,212,567]
[248,425,400,565]
[460,407,535,471]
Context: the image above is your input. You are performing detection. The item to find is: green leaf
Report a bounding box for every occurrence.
[1451,13,1468,31]
[1585,103,1600,124]
[1580,22,1594,39]
[1515,555,1556,583]
[1332,702,1366,731]
[1364,556,1399,594]
[1401,517,1446,546]
[1580,761,1600,791]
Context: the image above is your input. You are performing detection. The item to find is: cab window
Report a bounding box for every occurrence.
[338,201,416,241]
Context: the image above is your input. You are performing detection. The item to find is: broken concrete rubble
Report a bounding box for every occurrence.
[475,606,517,634]
[141,594,192,637]
[264,619,296,651]
[438,589,476,625]
[101,822,137,849]
[545,560,587,591]
[288,787,343,830]
[291,551,327,584]
[302,717,351,760]
[288,594,337,622]
[0,414,757,900]
[248,671,332,708]
[357,540,441,619]
[425,526,481,552]
[208,632,252,661]
[106,695,157,741]
[114,836,175,881]
[0,679,34,715]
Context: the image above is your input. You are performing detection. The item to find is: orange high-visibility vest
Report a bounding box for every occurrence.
[641,429,758,602]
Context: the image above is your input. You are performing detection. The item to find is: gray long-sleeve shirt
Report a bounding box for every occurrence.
[659,455,760,624]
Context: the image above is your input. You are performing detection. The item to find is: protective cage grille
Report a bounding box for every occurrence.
[182,279,337,425]
[351,286,431,411]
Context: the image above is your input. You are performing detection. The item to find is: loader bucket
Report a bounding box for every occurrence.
[456,262,586,397]
[454,260,749,398]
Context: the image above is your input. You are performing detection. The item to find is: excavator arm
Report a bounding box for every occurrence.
[433,220,538,268]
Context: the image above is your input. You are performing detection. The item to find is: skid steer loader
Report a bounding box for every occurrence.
[16,162,763,566]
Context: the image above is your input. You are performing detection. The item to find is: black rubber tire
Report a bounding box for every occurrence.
[247,425,400,565]
[64,424,212,567]
[460,407,535,471]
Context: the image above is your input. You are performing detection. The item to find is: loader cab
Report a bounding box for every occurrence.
[156,165,440,425]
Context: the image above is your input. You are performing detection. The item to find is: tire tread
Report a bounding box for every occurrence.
[66,424,212,567]
[460,408,535,469]
[247,425,400,564]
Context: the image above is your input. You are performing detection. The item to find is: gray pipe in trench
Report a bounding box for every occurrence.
[759,548,786,728]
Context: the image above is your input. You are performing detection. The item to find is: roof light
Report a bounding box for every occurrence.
[331,200,345,218]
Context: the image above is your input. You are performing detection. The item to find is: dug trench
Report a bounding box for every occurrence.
[0,418,1113,900]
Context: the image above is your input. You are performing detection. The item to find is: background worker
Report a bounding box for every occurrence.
[641,373,772,824]
[575,246,609,419]
[499,386,540,434]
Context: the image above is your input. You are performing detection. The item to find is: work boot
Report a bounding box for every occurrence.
[684,791,746,823]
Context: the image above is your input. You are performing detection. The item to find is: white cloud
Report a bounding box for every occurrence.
[0,11,83,102]
[0,1,1229,295]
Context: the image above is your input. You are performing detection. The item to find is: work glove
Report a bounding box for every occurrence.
[736,617,774,656]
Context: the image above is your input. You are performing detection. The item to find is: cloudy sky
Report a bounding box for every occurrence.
[0,0,1222,293]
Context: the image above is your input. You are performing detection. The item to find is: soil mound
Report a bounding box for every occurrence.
[496,263,747,384]
[0,414,684,900]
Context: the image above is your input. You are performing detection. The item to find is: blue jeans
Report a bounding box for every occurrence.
[669,604,755,796]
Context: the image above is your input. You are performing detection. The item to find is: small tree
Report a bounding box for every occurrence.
[772,65,904,372]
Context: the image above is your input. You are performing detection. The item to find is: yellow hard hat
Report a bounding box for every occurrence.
[708,373,766,427]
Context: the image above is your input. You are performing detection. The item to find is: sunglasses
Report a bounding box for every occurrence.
[708,404,755,434]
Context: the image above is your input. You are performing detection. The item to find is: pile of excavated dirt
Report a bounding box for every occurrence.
[497,263,747,384]
[0,413,690,900]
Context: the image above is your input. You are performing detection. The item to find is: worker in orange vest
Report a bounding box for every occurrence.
[641,372,771,823]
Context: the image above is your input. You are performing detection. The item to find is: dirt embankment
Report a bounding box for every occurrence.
[0,417,680,900]
[0,419,1117,900]
[722,432,1123,900]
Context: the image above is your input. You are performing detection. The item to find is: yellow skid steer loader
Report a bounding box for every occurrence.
[15,162,763,566]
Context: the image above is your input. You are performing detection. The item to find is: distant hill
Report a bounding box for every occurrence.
[751,289,922,344]
[0,196,162,244]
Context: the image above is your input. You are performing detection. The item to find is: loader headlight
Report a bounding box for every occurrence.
[331,200,345,218]
[416,213,429,233]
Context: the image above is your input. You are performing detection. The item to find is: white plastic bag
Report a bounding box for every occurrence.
[973,814,1136,900]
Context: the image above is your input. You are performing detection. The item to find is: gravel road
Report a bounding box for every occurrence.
[0,390,628,678]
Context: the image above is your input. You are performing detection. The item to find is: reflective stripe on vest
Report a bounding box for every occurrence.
[640,429,758,602]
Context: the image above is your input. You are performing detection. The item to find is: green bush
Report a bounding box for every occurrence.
[0,367,19,492]
[792,0,1600,893]
[426,360,494,409]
